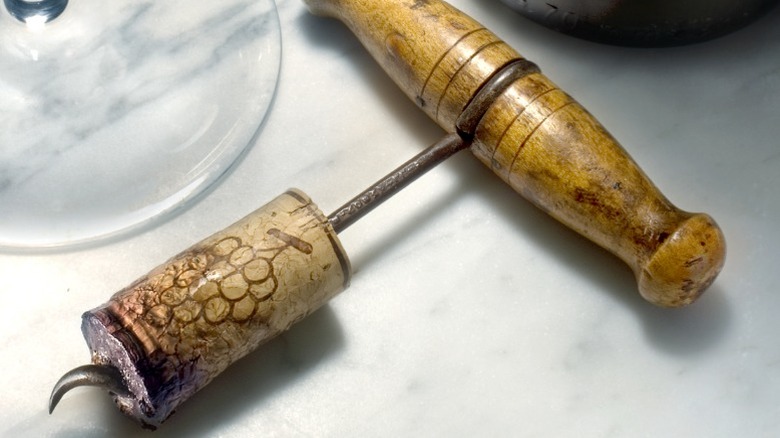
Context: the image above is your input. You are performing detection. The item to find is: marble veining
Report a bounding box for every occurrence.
[0,0,280,247]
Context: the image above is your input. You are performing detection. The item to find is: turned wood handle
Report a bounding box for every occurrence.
[304,0,725,307]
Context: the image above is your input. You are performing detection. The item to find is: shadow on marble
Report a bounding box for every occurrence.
[458,157,734,357]
[638,284,731,355]
[163,305,344,436]
[22,305,343,437]
[461,156,733,357]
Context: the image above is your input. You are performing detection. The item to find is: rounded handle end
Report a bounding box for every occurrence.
[637,213,725,307]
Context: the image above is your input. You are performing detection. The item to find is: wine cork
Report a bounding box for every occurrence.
[81,189,350,427]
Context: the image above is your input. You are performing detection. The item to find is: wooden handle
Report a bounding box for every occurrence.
[304,0,725,307]
[81,190,351,427]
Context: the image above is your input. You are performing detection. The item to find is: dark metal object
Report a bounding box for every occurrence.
[4,0,68,24]
[498,0,780,46]
[328,133,470,233]
[457,58,539,139]
[49,364,131,414]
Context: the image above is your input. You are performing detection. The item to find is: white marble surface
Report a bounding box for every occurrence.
[2,0,779,436]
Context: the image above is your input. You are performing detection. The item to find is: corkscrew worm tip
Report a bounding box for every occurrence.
[49,364,131,414]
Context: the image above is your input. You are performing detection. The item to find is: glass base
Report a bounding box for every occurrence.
[0,0,281,249]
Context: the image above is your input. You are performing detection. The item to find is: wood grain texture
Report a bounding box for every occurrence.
[81,190,351,427]
[304,0,725,307]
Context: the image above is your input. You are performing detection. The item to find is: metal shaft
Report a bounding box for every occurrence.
[327,133,469,233]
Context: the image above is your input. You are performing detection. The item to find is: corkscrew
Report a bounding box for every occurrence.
[50,0,725,428]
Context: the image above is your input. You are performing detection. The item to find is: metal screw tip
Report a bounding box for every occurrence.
[49,364,131,414]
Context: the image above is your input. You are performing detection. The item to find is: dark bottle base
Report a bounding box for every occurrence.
[498,0,780,46]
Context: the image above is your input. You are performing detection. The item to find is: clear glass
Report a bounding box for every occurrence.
[0,0,281,249]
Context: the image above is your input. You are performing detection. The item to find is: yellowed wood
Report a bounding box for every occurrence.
[82,189,351,426]
[304,0,725,307]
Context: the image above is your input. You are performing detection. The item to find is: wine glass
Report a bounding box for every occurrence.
[0,0,281,249]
